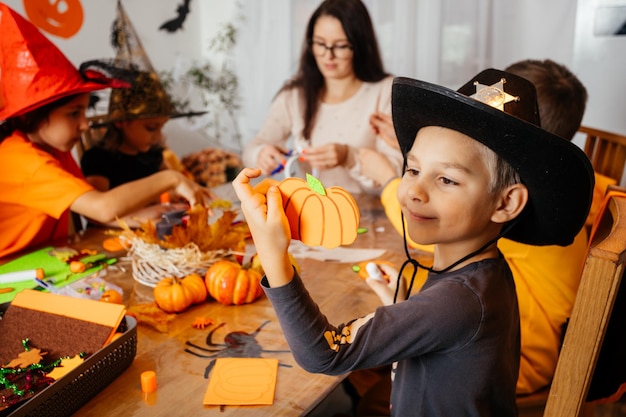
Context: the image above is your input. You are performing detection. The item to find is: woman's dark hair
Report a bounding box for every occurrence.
[281,0,388,140]
[0,94,80,142]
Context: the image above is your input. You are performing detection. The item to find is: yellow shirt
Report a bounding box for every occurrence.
[381,177,589,394]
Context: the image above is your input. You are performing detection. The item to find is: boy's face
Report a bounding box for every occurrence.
[397,126,502,250]
[116,116,169,154]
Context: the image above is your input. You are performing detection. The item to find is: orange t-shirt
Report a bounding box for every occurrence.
[0,132,94,258]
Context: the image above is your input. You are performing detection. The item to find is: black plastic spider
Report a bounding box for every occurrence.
[185,320,292,378]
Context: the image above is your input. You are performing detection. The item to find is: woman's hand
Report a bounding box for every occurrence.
[257,145,290,175]
[369,112,399,150]
[232,168,294,286]
[365,263,406,306]
[301,143,348,170]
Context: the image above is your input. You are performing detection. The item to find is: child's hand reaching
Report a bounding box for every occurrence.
[365,263,406,306]
[172,171,216,207]
[232,168,294,287]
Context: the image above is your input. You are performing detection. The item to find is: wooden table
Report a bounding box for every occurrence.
[67,189,414,416]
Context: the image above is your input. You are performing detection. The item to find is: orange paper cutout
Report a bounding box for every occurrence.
[203,358,278,406]
[277,175,360,249]
[5,348,47,368]
[47,355,84,380]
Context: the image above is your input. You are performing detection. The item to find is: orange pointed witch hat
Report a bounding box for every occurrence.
[0,2,125,121]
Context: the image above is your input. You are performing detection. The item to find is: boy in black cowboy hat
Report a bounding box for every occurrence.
[232,69,594,416]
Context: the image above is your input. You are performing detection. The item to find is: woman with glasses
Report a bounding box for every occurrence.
[242,0,402,194]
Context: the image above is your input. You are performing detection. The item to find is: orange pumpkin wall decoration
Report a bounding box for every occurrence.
[23,0,84,39]
[277,174,360,249]
[205,260,263,305]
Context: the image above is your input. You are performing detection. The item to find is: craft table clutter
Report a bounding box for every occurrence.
[1,181,428,416]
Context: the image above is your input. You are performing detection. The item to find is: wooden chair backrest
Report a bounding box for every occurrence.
[543,193,626,416]
[579,125,626,184]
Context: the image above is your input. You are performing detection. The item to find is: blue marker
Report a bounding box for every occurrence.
[270,163,285,176]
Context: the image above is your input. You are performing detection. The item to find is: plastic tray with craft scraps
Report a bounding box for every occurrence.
[0,304,137,417]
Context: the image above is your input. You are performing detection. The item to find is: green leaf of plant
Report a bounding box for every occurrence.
[306,173,326,196]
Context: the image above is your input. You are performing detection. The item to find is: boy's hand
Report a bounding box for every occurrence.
[365,263,406,306]
[232,168,294,286]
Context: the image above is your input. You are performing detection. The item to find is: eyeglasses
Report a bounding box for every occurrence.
[311,41,353,59]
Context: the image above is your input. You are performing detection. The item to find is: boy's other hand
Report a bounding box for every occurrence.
[365,263,406,306]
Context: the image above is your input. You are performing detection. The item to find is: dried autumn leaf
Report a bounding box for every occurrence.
[117,206,248,253]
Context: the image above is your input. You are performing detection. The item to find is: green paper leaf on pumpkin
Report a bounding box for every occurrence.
[306,173,326,196]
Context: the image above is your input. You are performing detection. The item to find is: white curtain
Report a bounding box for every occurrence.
[234,0,575,146]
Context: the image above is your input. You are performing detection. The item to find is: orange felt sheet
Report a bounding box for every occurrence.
[11,289,126,345]
[203,358,278,406]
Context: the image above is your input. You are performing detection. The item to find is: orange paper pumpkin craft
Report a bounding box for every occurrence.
[277,174,360,249]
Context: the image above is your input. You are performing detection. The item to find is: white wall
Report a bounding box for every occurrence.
[573,0,626,136]
[5,0,626,161]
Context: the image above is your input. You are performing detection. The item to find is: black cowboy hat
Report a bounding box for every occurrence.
[391,69,594,246]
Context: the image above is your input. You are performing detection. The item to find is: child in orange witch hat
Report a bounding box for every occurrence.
[0,2,213,257]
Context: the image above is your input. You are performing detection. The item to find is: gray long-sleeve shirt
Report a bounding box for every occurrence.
[263,257,520,417]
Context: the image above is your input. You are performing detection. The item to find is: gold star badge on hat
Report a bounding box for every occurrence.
[471,78,519,111]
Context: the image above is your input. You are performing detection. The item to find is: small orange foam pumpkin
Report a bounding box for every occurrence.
[277,174,360,248]
[205,260,263,305]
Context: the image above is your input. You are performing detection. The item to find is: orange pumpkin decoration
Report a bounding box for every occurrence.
[182,273,208,305]
[277,174,360,248]
[23,0,84,39]
[154,275,207,313]
[205,260,263,305]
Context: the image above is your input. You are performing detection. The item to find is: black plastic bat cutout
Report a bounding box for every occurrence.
[159,0,191,33]
[185,320,292,379]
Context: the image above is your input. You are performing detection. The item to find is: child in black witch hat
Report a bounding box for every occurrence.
[231,69,594,416]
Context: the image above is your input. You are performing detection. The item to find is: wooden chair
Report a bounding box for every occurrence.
[542,192,626,416]
[579,125,626,185]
